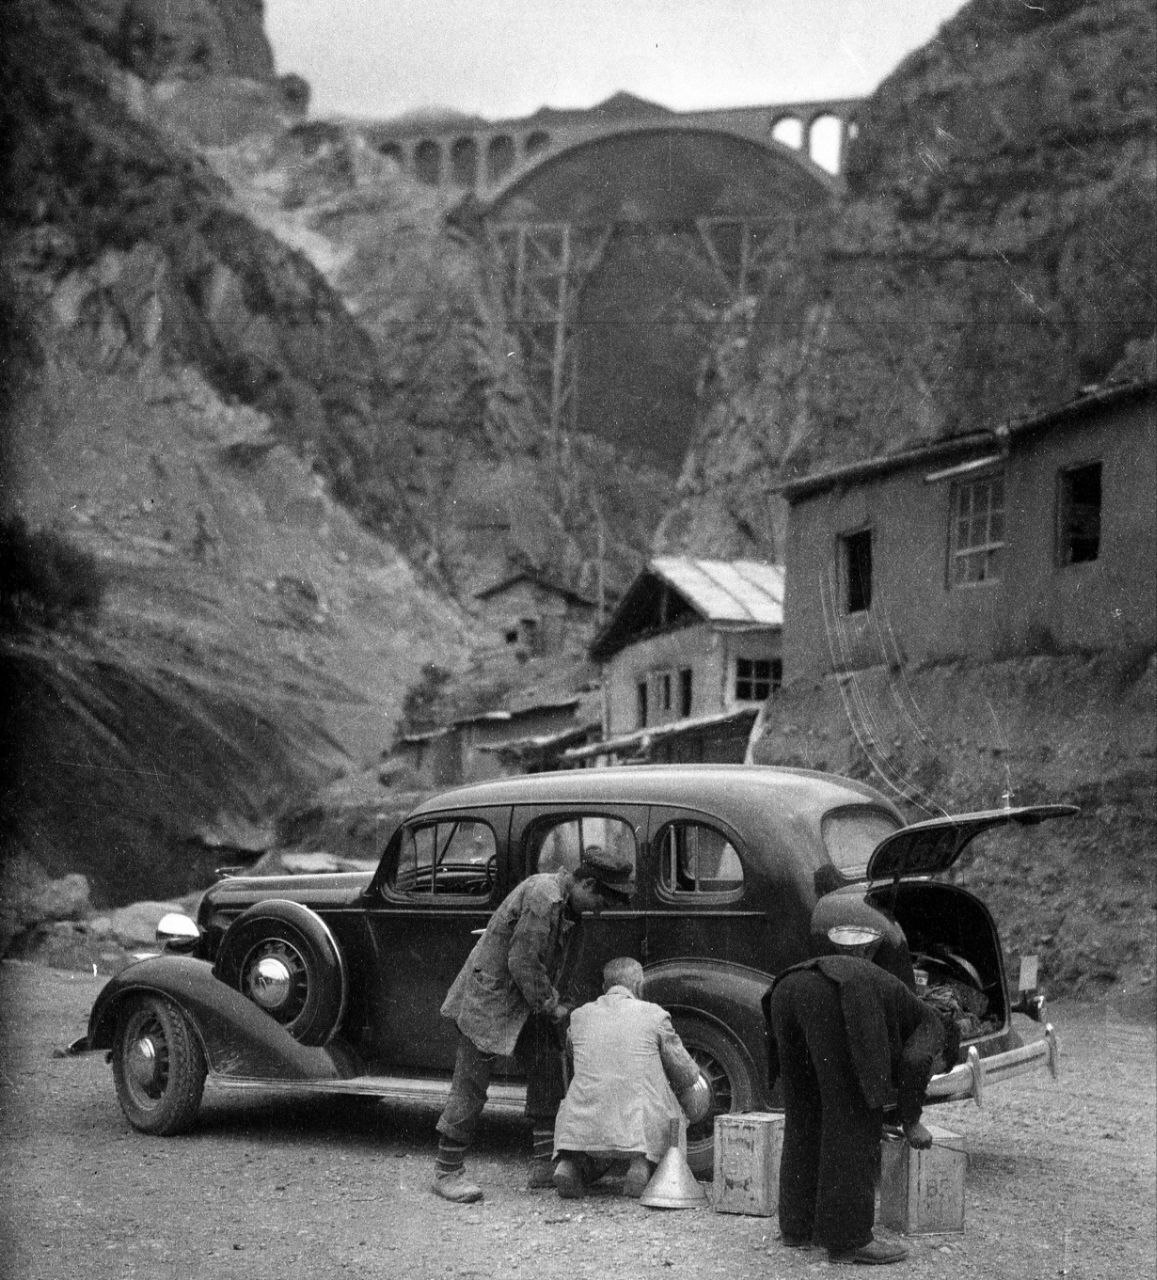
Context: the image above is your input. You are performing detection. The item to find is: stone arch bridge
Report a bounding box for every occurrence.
[365,96,861,197]
[366,96,864,444]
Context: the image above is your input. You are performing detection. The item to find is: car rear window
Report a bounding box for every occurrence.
[656,821,743,896]
[821,806,902,874]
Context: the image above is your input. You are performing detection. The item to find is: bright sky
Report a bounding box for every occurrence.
[266,0,968,122]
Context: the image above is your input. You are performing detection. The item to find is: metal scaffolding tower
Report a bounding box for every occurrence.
[488,215,799,434]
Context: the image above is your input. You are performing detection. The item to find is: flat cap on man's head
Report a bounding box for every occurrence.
[575,845,635,901]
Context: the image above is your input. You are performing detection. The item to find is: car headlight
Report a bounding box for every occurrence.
[826,924,883,949]
[156,912,201,951]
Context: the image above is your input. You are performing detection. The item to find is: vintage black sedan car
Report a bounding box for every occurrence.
[69,765,1073,1172]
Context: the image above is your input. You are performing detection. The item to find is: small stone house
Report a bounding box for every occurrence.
[778,379,1156,680]
[584,557,784,762]
[474,567,600,661]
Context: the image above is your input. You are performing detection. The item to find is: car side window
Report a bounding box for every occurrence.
[530,815,637,897]
[657,821,744,896]
[393,819,497,898]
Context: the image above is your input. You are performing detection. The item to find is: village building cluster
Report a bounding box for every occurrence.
[389,378,1156,787]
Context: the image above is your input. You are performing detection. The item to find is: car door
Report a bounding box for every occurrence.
[361,805,511,1070]
[509,802,649,1012]
[641,805,779,973]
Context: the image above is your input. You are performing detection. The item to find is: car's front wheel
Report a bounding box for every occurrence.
[111,994,207,1135]
[672,1017,758,1177]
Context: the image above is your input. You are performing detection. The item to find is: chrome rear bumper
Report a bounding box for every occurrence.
[925,1023,1059,1106]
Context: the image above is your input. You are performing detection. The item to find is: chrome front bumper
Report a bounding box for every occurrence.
[925,1023,1059,1106]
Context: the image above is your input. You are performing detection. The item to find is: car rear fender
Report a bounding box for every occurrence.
[84,955,351,1083]
[641,958,771,1100]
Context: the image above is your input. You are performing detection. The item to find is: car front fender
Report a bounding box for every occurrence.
[80,955,353,1083]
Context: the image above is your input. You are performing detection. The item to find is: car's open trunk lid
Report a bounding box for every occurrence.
[865,804,1079,881]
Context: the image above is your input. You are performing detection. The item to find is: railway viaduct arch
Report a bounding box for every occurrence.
[367,97,863,454]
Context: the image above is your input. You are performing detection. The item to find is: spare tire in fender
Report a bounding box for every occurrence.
[213,900,347,1046]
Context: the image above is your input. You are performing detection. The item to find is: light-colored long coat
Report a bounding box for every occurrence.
[441,870,575,1056]
[554,986,700,1161]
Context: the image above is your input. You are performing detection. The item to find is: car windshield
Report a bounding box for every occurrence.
[821,806,902,873]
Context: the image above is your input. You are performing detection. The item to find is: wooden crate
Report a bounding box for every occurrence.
[711,1112,783,1216]
[879,1125,967,1235]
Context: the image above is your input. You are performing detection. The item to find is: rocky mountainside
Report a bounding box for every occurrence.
[1,0,1153,1007]
[0,4,447,903]
[660,0,1156,557]
[0,0,676,906]
[199,120,674,600]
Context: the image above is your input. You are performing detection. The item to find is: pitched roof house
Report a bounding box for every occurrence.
[474,566,600,661]
[577,557,784,764]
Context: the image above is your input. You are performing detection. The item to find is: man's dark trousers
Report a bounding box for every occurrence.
[768,967,883,1253]
[437,1013,565,1144]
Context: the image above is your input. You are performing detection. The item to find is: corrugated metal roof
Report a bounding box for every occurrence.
[563,706,760,761]
[650,557,784,627]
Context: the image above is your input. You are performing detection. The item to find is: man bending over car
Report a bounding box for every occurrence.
[763,953,956,1265]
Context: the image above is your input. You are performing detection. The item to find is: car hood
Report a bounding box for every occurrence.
[864,804,1079,880]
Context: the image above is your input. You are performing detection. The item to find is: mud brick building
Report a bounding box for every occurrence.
[778,379,1156,680]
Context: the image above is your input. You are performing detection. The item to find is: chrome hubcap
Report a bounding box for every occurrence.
[127,1034,160,1092]
[688,1049,731,1144]
[248,955,294,1011]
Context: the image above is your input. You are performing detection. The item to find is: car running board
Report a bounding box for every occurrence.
[208,1072,529,1113]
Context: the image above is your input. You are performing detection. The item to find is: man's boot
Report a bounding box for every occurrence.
[623,1154,654,1198]
[553,1157,584,1198]
[528,1125,555,1189]
[828,1237,908,1265]
[432,1136,483,1204]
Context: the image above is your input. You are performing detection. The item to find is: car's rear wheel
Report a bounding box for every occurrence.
[672,1017,758,1177]
[111,995,207,1135]
[213,900,347,1046]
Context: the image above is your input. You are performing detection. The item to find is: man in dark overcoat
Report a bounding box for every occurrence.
[432,847,635,1204]
[763,954,953,1265]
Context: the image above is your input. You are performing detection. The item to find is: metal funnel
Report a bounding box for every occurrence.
[639,1143,708,1210]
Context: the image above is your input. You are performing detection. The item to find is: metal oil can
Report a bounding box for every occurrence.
[879,1124,967,1235]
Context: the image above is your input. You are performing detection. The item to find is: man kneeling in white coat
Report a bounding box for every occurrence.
[553,956,710,1198]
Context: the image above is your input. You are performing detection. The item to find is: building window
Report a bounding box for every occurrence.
[840,529,872,613]
[637,670,676,727]
[735,658,782,701]
[679,668,693,718]
[950,473,1005,586]
[1058,463,1101,565]
[518,617,542,654]
[638,669,681,727]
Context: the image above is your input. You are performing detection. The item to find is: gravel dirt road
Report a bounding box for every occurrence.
[1,962,1153,1280]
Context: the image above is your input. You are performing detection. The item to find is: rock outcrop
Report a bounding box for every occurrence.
[0,0,474,904]
[89,0,276,82]
[660,0,1156,557]
[0,0,668,906]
